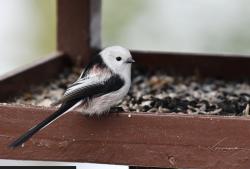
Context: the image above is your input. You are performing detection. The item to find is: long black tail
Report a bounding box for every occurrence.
[9,100,79,148]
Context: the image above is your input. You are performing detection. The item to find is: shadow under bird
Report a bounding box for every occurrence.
[9,46,135,148]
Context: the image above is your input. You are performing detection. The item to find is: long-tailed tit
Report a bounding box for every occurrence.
[9,46,135,148]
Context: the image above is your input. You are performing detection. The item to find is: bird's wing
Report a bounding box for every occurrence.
[66,56,112,97]
[51,63,110,106]
[53,73,125,106]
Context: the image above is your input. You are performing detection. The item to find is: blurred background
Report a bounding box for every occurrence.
[1,0,250,168]
[0,0,56,75]
[1,0,250,76]
[103,0,250,53]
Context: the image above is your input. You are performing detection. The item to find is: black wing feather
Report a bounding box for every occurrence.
[58,74,125,104]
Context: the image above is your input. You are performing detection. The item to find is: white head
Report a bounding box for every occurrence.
[100,46,134,78]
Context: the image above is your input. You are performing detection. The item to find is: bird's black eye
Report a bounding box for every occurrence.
[116,57,122,61]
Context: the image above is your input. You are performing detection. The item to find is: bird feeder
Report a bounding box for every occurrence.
[1,1,250,169]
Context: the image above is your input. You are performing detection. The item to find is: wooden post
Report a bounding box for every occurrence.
[57,0,101,66]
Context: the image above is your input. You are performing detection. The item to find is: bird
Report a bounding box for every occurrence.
[9,46,135,148]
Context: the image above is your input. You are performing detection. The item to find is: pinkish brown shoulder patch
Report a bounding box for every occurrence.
[90,65,111,75]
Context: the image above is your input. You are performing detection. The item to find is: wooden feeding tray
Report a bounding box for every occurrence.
[1,1,250,169]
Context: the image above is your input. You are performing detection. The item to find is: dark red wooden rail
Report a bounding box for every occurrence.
[1,104,250,169]
[1,0,250,169]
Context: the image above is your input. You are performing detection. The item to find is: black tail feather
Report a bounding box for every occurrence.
[9,100,79,148]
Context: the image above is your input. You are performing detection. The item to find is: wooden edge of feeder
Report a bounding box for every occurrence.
[1,104,250,169]
[1,49,250,101]
[131,50,250,79]
[0,52,71,101]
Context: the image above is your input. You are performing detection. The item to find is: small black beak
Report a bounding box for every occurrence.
[126,58,135,63]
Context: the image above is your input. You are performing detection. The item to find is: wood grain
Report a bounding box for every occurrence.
[1,104,250,169]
